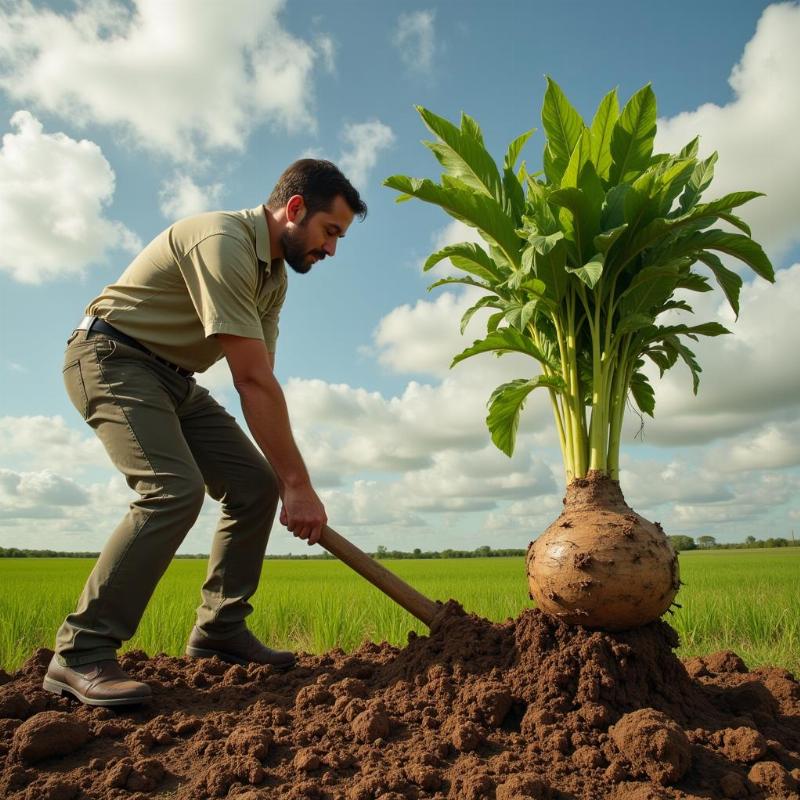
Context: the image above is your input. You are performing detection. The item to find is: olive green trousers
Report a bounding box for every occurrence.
[56,329,279,666]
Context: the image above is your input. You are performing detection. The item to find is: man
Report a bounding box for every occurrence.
[42,159,366,706]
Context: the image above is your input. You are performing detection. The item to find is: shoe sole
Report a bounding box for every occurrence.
[185,645,294,671]
[42,676,151,707]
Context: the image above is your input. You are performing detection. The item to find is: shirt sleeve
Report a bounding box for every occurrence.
[260,270,288,353]
[178,233,264,340]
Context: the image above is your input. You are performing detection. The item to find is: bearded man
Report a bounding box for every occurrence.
[43,160,366,706]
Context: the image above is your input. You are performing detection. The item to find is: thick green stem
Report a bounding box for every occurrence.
[607,340,632,480]
[565,294,588,478]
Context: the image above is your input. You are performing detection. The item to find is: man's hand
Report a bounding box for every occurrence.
[281,484,327,546]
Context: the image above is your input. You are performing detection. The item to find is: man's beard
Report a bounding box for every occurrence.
[281,225,325,275]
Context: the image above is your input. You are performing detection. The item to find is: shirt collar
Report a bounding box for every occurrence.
[252,205,272,267]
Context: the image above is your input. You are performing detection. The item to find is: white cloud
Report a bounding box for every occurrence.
[159,174,224,220]
[712,419,800,472]
[656,2,800,259]
[315,34,336,74]
[393,10,436,73]
[338,120,395,189]
[0,0,325,158]
[0,111,140,283]
[0,416,105,473]
[0,468,89,517]
[626,264,800,445]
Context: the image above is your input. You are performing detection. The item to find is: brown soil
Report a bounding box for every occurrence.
[1,605,798,799]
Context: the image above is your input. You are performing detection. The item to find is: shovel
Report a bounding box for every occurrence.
[318,525,443,627]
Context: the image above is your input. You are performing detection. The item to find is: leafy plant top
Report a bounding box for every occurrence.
[384,79,774,483]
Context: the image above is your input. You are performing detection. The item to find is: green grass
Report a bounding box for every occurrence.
[1,549,798,675]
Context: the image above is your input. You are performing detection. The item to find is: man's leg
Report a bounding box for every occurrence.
[177,384,280,637]
[55,333,207,666]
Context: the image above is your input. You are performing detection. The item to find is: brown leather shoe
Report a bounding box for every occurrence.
[185,627,296,670]
[43,655,152,706]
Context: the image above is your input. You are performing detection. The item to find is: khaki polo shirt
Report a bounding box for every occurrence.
[86,206,287,373]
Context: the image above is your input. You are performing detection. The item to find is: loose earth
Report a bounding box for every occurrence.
[1,603,798,799]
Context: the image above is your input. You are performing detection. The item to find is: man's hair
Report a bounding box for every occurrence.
[267,159,367,221]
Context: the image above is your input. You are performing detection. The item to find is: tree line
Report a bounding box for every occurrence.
[667,535,797,552]
[1,538,795,559]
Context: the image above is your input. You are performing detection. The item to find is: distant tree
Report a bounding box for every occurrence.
[668,535,696,552]
[697,535,717,549]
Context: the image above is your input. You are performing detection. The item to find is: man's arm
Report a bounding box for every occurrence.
[217,333,326,545]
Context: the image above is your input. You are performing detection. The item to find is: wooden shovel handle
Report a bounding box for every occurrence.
[318,525,440,627]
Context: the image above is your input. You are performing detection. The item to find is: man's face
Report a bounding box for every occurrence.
[281,194,355,274]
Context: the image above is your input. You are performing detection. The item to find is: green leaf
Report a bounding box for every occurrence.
[601,184,631,229]
[525,230,564,254]
[503,299,542,331]
[532,239,568,303]
[678,151,718,212]
[623,190,762,265]
[487,311,504,333]
[460,295,502,334]
[629,371,655,416]
[424,242,504,282]
[717,211,751,236]
[566,252,604,289]
[659,299,694,314]
[541,77,585,184]
[503,165,526,219]
[675,272,712,293]
[590,87,619,181]
[593,224,628,254]
[504,129,535,173]
[696,230,774,282]
[416,106,503,200]
[697,252,742,318]
[679,137,700,160]
[652,322,731,341]
[384,175,522,267]
[619,264,680,317]
[615,313,656,336]
[656,158,697,215]
[487,375,567,456]
[460,112,485,145]
[427,276,492,292]
[561,127,592,190]
[549,186,601,262]
[451,328,559,370]
[609,84,657,185]
[665,335,702,393]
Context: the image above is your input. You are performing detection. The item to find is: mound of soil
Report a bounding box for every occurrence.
[1,604,798,799]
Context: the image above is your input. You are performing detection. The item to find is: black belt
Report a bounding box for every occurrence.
[77,316,193,378]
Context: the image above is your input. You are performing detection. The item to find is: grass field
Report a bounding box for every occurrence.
[1,548,798,674]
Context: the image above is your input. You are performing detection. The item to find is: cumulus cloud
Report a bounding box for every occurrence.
[0,416,105,473]
[0,468,89,518]
[159,174,224,221]
[338,121,395,189]
[0,112,140,283]
[656,2,800,259]
[0,0,325,158]
[626,263,800,445]
[393,10,436,73]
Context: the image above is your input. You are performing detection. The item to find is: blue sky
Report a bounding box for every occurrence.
[1,0,798,554]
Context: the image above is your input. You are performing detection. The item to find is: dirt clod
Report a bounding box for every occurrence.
[10,711,90,765]
[610,708,691,785]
